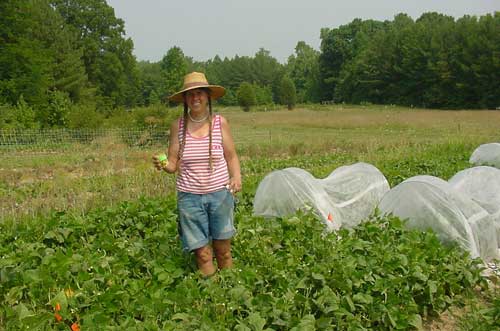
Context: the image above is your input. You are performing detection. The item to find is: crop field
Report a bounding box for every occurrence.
[1,105,499,330]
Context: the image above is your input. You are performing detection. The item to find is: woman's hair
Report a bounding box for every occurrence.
[179,88,214,172]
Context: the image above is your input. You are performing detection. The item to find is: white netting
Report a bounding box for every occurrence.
[449,166,500,247]
[469,143,500,168]
[253,162,390,231]
[378,175,499,261]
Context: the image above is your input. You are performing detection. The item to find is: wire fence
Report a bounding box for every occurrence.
[0,127,269,158]
[0,127,170,153]
[0,127,337,154]
[1,127,495,158]
[0,128,350,163]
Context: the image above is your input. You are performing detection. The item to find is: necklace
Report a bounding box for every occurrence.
[188,109,209,123]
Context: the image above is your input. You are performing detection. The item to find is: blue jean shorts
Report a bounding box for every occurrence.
[177,189,236,252]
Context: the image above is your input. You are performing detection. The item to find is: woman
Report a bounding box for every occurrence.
[153,72,241,276]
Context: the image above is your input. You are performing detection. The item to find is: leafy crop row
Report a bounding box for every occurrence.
[0,194,488,330]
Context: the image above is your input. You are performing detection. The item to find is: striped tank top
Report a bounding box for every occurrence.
[176,114,230,194]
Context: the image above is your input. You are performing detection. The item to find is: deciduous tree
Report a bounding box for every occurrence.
[278,76,297,110]
[237,82,256,112]
[287,41,321,103]
[160,46,188,103]
[51,0,140,108]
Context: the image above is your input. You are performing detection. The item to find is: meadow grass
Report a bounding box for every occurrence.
[1,105,499,220]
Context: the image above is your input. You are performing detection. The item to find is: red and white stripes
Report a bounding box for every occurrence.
[176,114,229,193]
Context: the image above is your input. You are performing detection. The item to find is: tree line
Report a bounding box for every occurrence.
[0,0,498,129]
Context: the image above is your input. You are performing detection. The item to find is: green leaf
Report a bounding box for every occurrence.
[50,290,68,311]
[412,270,428,282]
[311,273,325,281]
[291,314,316,331]
[408,314,423,330]
[387,311,397,328]
[428,280,438,294]
[171,313,191,321]
[5,286,25,305]
[234,324,252,331]
[247,312,266,331]
[14,303,32,320]
[315,317,333,330]
[157,272,171,282]
[353,293,373,305]
[345,295,356,312]
[23,269,42,283]
[296,277,308,289]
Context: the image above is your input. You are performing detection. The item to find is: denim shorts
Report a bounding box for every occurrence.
[177,189,235,252]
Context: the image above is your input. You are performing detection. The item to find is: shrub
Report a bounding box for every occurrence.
[130,104,180,129]
[237,82,257,112]
[67,104,105,129]
[0,96,38,130]
[253,83,274,106]
[279,76,297,110]
[39,90,73,127]
[217,88,237,106]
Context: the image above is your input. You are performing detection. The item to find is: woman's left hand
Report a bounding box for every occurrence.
[226,177,242,194]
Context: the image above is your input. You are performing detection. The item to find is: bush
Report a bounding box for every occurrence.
[67,104,105,129]
[131,104,180,129]
[217,88,238,106]
[103,104,181,129]
[237,82,257,112]
[0,97,39,130]
[253,83,274,106]
[279,76,297,110]
[38,90,72,127]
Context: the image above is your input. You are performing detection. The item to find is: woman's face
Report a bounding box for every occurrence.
[185,88,209,112]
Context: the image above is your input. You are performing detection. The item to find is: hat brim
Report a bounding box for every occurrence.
[168,85,225,103]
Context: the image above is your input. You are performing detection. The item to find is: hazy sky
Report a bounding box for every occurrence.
[107,0,498,64]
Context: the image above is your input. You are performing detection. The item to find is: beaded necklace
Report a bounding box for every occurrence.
[188,109,209,123]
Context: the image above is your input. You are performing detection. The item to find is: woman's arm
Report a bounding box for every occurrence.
[221,116,241,193]
[164,119,180,173]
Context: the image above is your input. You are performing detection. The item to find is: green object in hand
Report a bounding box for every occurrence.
[157,153,168,168]
[158,154,167,162]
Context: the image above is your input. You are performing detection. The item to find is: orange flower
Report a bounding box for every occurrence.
[54,312,63,322]
[55,303,61,312]
[71,322,80,331]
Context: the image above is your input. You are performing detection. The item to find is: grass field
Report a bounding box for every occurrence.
[2,105,499,220]
[1,105,499,330]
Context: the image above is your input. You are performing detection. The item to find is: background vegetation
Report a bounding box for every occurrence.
[1,1,499,131]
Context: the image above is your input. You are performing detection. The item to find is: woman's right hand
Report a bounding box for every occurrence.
[152,154,166,171]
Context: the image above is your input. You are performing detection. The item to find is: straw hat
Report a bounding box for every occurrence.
[168,72,225,103]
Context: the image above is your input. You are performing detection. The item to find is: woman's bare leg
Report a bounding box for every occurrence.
[213,239,233,269]
[194,245,216,276]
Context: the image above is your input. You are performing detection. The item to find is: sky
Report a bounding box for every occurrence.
[107,0,499,64]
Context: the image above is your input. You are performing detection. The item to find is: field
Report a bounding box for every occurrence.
[1,105,500,330]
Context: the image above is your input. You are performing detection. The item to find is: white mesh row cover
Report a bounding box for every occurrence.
[378,175,499,262]
[469,143,500,168]
[253,162,390,231]
[449,166,500,247]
